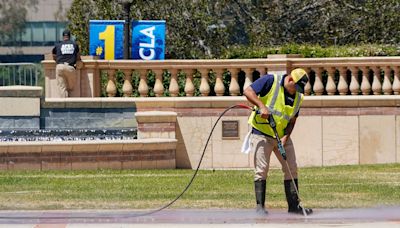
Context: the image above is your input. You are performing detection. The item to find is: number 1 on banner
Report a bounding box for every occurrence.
[99,25,115,60]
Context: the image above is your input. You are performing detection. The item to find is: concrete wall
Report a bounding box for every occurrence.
[0,87,398,169]
[41,96,399,169]
[133,96,399,169]
[0,86,41,129]
[27,0,73,21]
[0,87,177,171]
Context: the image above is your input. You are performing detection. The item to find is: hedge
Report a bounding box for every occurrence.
[221,43,400,59]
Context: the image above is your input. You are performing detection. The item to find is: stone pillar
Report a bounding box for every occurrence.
[168,69,179,97]
[393,67,400,95]
[326,67,337,95]
[183,69,195,97]
[138,69,149,97]
[199,69,210,96]
[360,67,371,95]
[337,67,348,95]
[80,58,100,97]
[71,56,99,97]
[106,69,117,97]
[229,68,240,96]
[153,69,164,97]
[313,67,324,96]
[43,60,57,98]
[349,67,360,95]
[382,66,393,95]
[214,69,225,96]
[122,69,133,97]
[372,67,382,95]
[242,68,253,91]
[303,68,312,96]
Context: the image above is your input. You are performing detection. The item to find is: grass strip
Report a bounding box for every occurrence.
[0,163,399,210]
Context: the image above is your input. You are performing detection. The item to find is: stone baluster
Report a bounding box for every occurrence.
[393,67,400,95]
[43,63,56,97]
[229,68,240,96]
[326,67,337,95]
[153,69,164,97]
[183,69,195,97]
[199,69,210,96]
[256,68,267,77]
[168,69,179,97]
[337,67,348,95]
[382,66,393,95]
[106,69,117,97]
[242,68,253,90]
[360,67,371,95]
[138,69,149,97]
[313,67,324,95]
[371,67,382,95]
[122,69,133,97]
[303,68,312,95]
[349,67,360,95]
[214,69,225,96]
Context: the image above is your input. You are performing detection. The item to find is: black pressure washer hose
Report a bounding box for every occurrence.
[129,103,309,217]
[0,104,252,221]
[127,104,253,217]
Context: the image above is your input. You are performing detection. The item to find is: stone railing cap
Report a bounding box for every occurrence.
[303,95,400,107]
[267,54,303,59]
[0,86,42,97]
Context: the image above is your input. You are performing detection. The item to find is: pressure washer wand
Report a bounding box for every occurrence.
[267,116,286,160]
[267,114,307,217]
[253,108,307,217]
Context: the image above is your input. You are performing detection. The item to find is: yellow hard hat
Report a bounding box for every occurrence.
[290,68,308,93]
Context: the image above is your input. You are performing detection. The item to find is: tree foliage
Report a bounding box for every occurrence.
[67,0,400,59]
[0,0,38,44]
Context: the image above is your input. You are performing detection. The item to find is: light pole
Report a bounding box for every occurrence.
[118,0,134,59]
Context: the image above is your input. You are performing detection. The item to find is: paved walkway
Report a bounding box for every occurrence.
[0,207,399,227]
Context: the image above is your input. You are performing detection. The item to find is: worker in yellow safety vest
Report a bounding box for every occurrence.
[243,68,313,215]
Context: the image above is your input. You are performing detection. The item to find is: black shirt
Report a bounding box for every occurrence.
[52,40,79,66]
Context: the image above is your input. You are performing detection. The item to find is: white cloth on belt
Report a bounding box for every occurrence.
[241,130,252,154]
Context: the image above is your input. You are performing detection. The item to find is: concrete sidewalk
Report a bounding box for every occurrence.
[0,207,399,227]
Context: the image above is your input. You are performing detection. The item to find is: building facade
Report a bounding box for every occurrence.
[0,0,73,63]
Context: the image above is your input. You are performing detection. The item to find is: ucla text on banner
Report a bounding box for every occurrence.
[89,20,124,60]
[132,20,166,60]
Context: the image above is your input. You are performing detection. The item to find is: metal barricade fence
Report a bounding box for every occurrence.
[0,63,41,86]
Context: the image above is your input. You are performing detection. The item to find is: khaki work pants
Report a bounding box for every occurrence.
[251,133,298,181]
[56,63,76,98]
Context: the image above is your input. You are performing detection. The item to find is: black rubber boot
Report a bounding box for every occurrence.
[254,180,268,215]
[284,179,313,215]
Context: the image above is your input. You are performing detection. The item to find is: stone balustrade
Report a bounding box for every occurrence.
[42,55,400,98]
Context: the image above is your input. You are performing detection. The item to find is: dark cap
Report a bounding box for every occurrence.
[62,29,71,37]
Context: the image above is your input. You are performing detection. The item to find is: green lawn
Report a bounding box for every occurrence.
[0,163,399,210]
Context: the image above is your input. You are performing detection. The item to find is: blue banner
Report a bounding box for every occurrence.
[89,20,124,60]
[132,20,166,60]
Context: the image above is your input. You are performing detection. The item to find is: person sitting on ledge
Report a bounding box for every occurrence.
[52,29,81,98]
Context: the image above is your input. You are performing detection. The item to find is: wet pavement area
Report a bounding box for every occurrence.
[0,207,399,227]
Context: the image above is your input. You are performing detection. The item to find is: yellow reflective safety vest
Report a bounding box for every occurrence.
[248,74,304,138]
